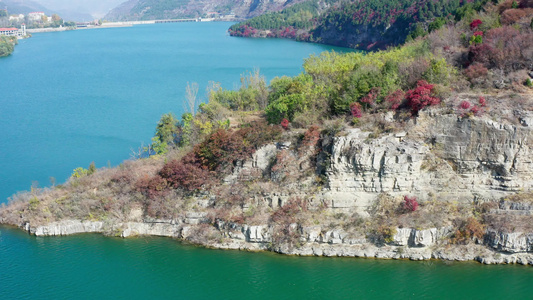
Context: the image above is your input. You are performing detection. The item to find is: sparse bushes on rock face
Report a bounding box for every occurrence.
[457,97,486,117]
[350,102,363,118]
[301,125,321,148]
[451,217,486,244]
[270,197,307,224]
[460,100,472,109]
[376,225,397,243]
[135,175,169,199]
[464,63,489,82]
[159,158,211,192]
[478,96,487,106]
[281,118,290,130]
[402,196,419,212]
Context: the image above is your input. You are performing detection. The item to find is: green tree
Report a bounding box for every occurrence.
[87,162,96,175]
[155,113,179,145]
[71,167,88,178]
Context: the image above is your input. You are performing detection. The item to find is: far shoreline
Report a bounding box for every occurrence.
[26,19,239,34]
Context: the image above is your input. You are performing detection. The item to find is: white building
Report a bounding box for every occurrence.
[9,14,25,22]
[0,24,26,37]
[28,12,45,21]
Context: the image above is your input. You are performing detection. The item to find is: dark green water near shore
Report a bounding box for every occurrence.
[0,23,532,298]
[1,226,533,299]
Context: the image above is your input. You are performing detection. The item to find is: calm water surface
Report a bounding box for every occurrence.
[0,23,532,299]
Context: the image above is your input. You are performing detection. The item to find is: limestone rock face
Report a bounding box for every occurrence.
[390,227,452,247]
[486,230,533,253]
[33,220,104,236]
[392,228,413,246]
[244,225,271,243]
[120,221,181,238]
[325,111,533,213]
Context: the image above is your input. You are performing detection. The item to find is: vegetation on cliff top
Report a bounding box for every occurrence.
[1,0,533,252]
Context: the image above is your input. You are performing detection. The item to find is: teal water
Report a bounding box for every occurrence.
[1,23,532,298]
[1,226,533,299]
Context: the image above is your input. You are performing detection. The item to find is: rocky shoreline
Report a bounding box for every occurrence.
[3,104,533,267]
[16,218,533,266]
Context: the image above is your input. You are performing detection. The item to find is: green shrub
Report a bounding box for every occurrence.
[71,167,88,179]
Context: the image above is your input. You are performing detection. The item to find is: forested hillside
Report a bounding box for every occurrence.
[229,0,334,40]
[229,0,511,50]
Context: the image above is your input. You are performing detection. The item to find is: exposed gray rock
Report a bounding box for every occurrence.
[485,229,533,253]
[392,228,413,246]
[33,220,104,236]
[184,212,208,225]
[244,225,270,243]
[120,222,181,238]
[323,111,533,215]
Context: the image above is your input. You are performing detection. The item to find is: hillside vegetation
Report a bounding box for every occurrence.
[230,0,533,50]
[0,36,17,57]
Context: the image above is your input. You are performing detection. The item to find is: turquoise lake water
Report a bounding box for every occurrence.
[0,23,532,299]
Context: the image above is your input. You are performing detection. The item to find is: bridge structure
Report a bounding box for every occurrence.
[155,18,198,23]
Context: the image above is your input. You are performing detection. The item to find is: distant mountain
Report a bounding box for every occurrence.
[0,0,53,15]
[0,0,95,21]
[104,0,308,21]
[31,0,126,19]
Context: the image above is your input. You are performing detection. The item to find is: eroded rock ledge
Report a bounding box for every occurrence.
[23,219,533,266]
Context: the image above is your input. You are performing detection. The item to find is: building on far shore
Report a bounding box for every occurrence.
[0,24,26,37]
[9,14,25,22]
[28,12,46,21]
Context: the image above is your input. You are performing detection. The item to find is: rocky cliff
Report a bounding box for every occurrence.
[5,102,533,266]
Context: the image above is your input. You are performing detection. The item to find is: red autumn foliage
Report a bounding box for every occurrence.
[402,195,419,212]
[361,87,380,107]
[470,19,482,30]
[479,96,486,107]
[281,118,290,130]
[457,99,484,117]
[473,31,483,36]
[385,89,405,110]
[350,102,363,118]
[405,80,440,115]
[460,100,471,109]
[470,105,481,115]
